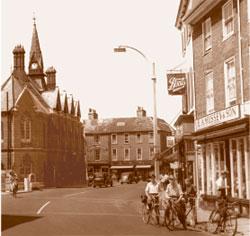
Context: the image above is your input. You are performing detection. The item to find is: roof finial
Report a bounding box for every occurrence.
[33,12,36,25]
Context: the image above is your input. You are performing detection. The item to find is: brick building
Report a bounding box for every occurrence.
[84,107,174,179]
[176,0,250,211]
[1,20,86,188]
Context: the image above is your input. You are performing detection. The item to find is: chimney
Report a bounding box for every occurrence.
[13,45,25,71]
[88,108,98,120]
[46,66,56,90]
[137,106,146,117]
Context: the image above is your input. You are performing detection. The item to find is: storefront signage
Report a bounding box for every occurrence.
[195,105,240,131]
[170,161,179,169]
[167,73,186,95]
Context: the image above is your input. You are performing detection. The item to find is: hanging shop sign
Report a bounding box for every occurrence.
[195,105,240,131]
[170,161,180,169]
[167,72,186,95]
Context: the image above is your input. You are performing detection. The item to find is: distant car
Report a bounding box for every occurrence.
[120,172,138,184]
[93,174,113,188]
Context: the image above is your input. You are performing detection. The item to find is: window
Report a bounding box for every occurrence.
[149,147,154,159]
[124,134,129,144]
[148,132,153,143]
[205,72,214,114]
[136,133,142,143]
[203,18,212,52]
[1,121,3,142]
[224,57,236,107]
[124,148,130,161]
[222,0,234,39]
[95,149,100,161]
[94,135,100,144]
[111,134,117,144]
[112,148,117,161]
[21,117,31,143]
[137,148,142,160]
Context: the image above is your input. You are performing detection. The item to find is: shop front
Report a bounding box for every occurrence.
[195,113,250,214]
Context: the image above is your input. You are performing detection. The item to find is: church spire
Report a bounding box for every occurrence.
[29,16,44,74]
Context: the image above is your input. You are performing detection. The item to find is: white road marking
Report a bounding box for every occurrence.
[63,191,88,198]
[37,201,51,215]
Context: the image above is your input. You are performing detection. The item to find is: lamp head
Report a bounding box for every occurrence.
[114,47,126,53]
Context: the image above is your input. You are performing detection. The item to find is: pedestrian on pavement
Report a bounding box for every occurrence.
[9,171,18,198]
[216,170,229,199]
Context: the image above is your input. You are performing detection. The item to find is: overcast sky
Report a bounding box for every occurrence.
[1,0,183,124]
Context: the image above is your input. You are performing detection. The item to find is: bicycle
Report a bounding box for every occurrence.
[184,195,197,227]
[141,194,160,225]
[207,199,238,236]
[164,196,187,230]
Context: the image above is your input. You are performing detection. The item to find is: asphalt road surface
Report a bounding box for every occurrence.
[2,182,212,236]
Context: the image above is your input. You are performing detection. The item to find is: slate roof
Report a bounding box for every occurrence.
[84,117,174,134]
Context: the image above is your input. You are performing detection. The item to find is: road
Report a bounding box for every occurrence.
[2,182,212,236]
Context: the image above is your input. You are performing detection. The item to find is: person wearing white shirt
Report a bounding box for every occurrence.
[216,171,228,199]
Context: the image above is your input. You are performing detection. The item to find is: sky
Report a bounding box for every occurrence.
[1,0,183,125]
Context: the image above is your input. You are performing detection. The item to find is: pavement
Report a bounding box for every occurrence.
[195,204,250,236]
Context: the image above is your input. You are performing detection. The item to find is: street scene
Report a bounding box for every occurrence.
[1,0,250,235]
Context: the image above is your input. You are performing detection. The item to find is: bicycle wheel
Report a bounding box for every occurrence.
[223,215,237,236]
[141,204,150,224]
[150,206,160,225]
[165,208,178,230]
[207,210,220,233]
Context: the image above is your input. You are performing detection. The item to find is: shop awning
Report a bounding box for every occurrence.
[135,165,152,169]
[110,166,133,169]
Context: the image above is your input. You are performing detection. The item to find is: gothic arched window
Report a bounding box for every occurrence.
[21,116,31,143]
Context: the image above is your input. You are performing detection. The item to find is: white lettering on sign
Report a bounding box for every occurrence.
[169,77,185,92]
[195,105,239,131]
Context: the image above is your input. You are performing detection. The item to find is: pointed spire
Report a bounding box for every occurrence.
[29,16,44,71]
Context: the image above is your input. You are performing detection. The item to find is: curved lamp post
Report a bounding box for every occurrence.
[114,45,159,180]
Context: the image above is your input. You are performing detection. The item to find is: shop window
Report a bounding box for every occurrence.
[231,139,239,197]
[206,144,213,195]
[224,57,236,107]
[239,139,247,199]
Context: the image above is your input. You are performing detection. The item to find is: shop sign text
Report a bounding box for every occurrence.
[195,105,239,131]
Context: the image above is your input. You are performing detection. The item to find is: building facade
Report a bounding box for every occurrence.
[176,0,250,212]
[1,20,86,188]
[84,107,174,180]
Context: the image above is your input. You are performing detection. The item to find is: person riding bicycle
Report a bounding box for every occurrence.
[145,174,160,224]
[164,175,186,229]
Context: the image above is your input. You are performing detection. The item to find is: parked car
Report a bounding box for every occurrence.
[120,172,139,184]
[93,173,113,188]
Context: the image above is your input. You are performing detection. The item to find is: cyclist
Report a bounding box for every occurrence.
[164,175,186,229]
[145,174,160,224]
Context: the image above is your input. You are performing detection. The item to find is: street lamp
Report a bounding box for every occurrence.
[114,45,159,180]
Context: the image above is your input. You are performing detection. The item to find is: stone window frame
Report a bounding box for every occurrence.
[124,148,130,161]
[20,116,32,143]
[136,147,143,160]
[112,148,117,161]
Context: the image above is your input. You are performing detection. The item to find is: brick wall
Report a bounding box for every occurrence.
[192,0,250,119]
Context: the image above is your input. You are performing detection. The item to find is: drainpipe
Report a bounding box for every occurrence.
[237,0,244,106]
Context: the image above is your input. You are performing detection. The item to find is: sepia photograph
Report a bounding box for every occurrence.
[1,0,250,235]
